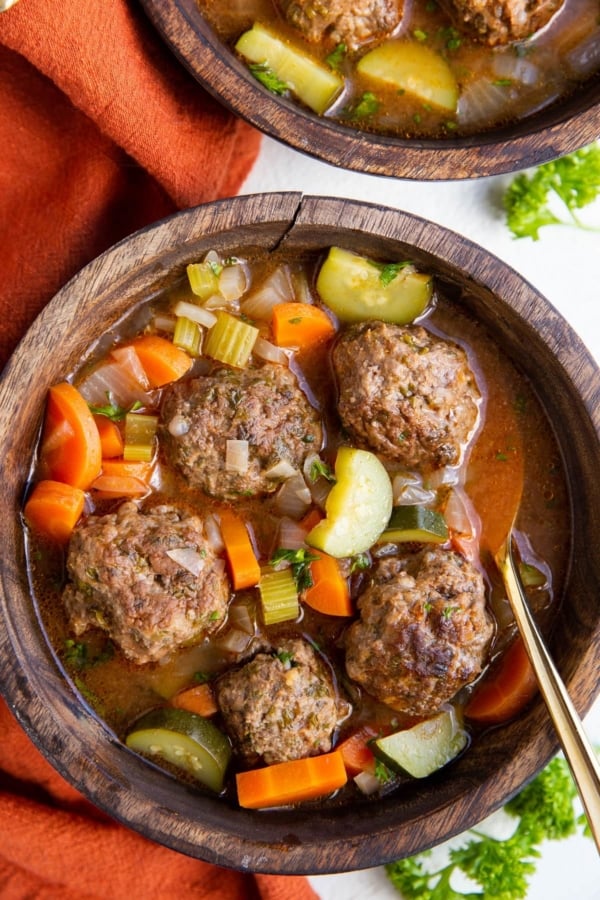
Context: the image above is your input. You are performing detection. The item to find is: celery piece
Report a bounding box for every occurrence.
[316,247,432,324]
[258,566,299,625]
[236,23,344,115]
[357,40,458,112]
[173,316,203,357]
[187,261,220,299]
[306,447,393,558]
[124,412,158,461]
[378,505,448,544]
[204,310,259,368]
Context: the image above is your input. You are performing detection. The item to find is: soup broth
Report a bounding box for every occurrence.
[24,244,570,807]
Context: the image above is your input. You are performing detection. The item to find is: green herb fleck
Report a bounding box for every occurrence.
[309,458,336,483]
[88,394,142,422]
[345,91,380,120]
[494,77,513,86]
[442,605,459,620]
[413,28,428,41]
[248,62,289,95]
[277,649,295,666]
[271,547,320,592]
[326,42,347,71]
[193,671,213,684]
[350,552,370,573]
[375,758,394,783]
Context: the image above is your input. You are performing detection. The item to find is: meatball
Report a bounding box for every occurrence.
[333,321,480,470]
[215,638,351,765]
[160,364,322,499]
[278,0,401,51]
[440,0,563,46]
[63,502,229,664]
[345,548,493,716]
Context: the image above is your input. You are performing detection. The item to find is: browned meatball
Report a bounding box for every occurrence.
[278,0,401,51]
[215,638,351,765]
[160,364,322,500]
[440,0,563,46]
[332,321,480,470]
[63,502,229,664]
[345,548,493,716]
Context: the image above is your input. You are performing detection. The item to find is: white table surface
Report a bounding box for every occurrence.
[240,137,600,899]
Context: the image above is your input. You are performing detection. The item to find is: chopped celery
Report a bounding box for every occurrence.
[123,413,158,462]
[316,247,432,324]
[259,566,299,625]
[378,505,448,544]
[173,316,203,357]
[357,40,458,112]
[126,708,231,792]
[187,261,220,299]
[370,709,468,779]
[236,23,344,115]
[204,310,259,368]
[306,447,393,558]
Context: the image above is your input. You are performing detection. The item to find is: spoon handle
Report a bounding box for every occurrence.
[496,539,600,852]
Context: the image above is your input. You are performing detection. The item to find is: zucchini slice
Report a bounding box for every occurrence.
[126,708,232,792]
[370,709,468,779]
[316,247,432,325]
[378,505,448,544]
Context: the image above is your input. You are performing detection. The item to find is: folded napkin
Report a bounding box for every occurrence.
[0,2,317,897]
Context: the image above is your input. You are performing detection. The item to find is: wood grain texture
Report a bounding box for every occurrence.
[1,195,599,873]
[138,0,600,180]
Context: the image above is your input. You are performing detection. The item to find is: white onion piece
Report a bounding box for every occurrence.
[274,473,312,519]
[216,628,252,654]
[226,439,249,474]
[395,483,437,506]
[278,516,309,550]
[219,263,248,301]
[111,345,150,390]
[228,603,255,635]
[265,459,298,481]
[308,476,332,510]
[165,548,206,576]
[152,313,176,334]
[173,300,217,329]
[458,79,515,128]
[204,249,221,266]
[167,414,190,437]
[78,360,151,408]
[427,466,459,489]
[202,294,225,310]
[253,336,290,366]
[204,514,225,553]
[239,265,293,320]
[444,487,477,537]
[353,771,381,796]
[492,53,539,86]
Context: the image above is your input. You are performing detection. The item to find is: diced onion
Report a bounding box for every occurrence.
[226,439,250,474]
[111,346,151,390]
[204,249,221,267]
[392,470,436,506]
[443,487,476,538]
[274,473,312,519]
[204,514,224,553]
[173,300,217,329]
[265,459,298,481]
[165,547,206,576]
[239,265,293,320]
[216,628,253,654]
[492,53,539,86]
[253,336,290,366]
[78,359,151,408]
[152,313,176,334]
[168,414,190,437]
[228,602,255,635]
[219,263,248,301]
[458,79,514,128]
[278,516,310,550]
[353,771,381,796]
[427,466,459,489]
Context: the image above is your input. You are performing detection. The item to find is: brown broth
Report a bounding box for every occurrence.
[197,0,600,138]
[25,246,571,802]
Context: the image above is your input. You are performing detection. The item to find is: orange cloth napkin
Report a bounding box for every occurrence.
[0,2,318,897]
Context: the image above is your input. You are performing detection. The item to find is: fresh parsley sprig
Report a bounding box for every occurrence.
[385,755,587,899]
[503,144,600,240]
[270,547,320,592]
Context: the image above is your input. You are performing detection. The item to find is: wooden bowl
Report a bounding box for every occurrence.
[139,0,600,180]
[1,194,599,873]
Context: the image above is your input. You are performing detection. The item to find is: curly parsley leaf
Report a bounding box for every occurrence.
[248,62,289,95]
[503,144,600,240]
[385,756,590,900]
[88,395,142,422]
[326,42,347,71]
[270,547,319,592]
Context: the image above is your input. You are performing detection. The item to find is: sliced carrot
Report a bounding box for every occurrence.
[40,382,102,490]
[236,750,347,809]
[271,302,336,350]
[128,334,192,387]
[90,459,153,497]
[303,549,353,617]
[24,480,85,543]
[94,416,124,459]
[337,725,380,776]
[219,509,261,590]
[299,507,323,533]
[465,637,538,725]
[170,683,218,717]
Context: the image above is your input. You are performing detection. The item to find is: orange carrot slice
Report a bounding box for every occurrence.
[90,459,152,498]
[94,416,124,459]
[236,750,347,809]
[336,725,380,776]
[24,480,85,543]
[129,334,192,387]
[219,510,261,590]
[465,637,538,724]
[170,683,218,718]
[40,382,102,489]
[271,302,336,349]
[303,549,353,616]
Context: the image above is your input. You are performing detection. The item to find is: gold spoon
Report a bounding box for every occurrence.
[466,380,600,850]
